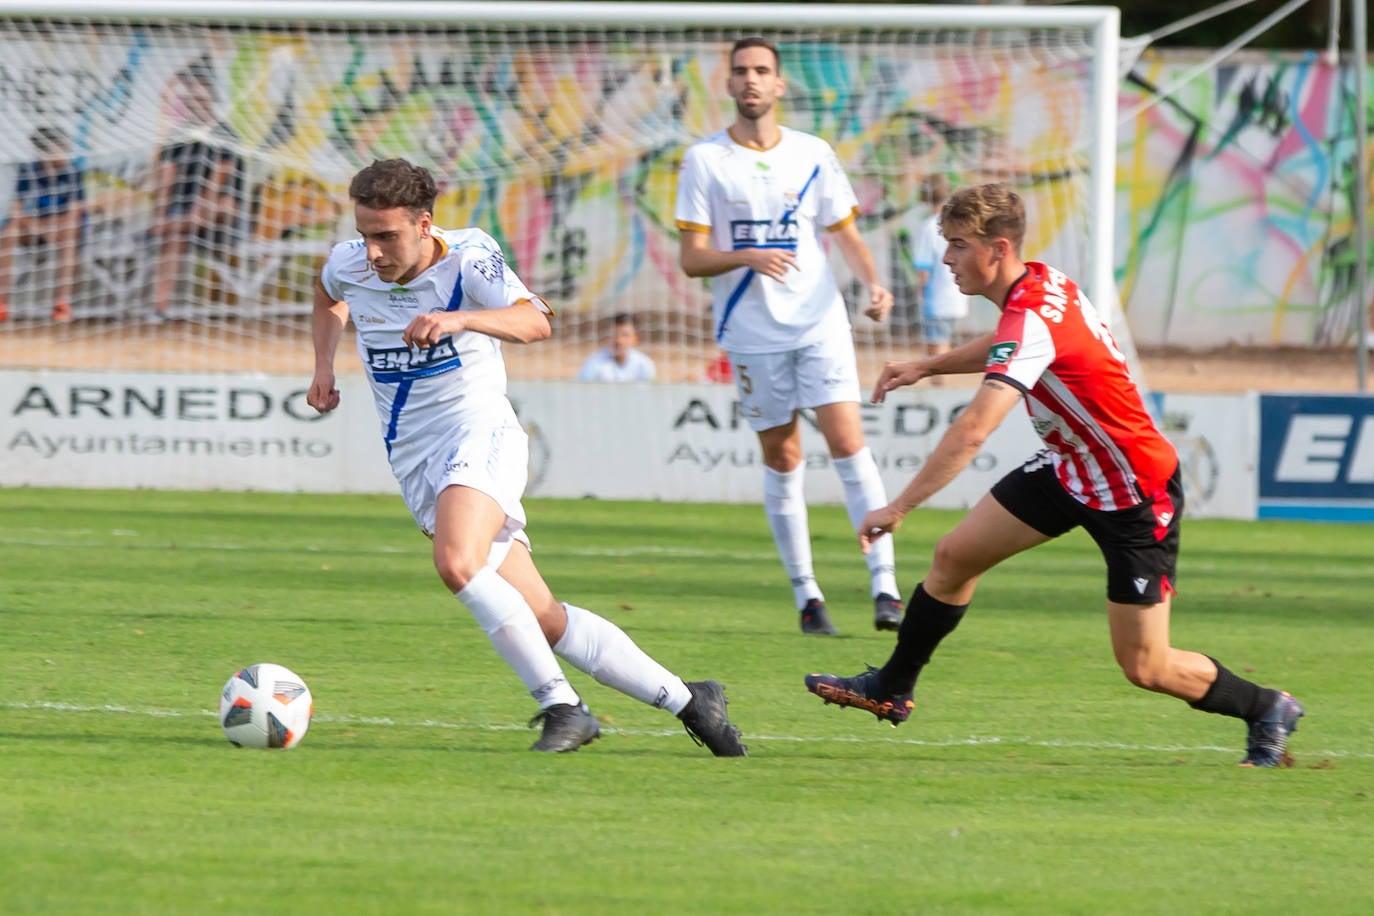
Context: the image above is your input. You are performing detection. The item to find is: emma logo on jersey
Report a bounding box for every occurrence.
[366,338,460,374]
[730,218,799,249]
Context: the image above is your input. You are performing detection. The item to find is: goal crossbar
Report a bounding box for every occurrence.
[0,1,1121,30]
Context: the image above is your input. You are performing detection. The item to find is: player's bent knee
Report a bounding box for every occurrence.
[929,535,983,583]
[1119,661,1168,693]
[432,547,488,593]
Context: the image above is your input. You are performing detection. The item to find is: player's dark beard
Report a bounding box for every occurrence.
[735,98,770,121]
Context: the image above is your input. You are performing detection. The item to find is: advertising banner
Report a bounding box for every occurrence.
[0,370,395,494]
[1152,392,1257,520]
[2,370,1269,521]
[509,382,1041,510]
[1258,394,1374,521]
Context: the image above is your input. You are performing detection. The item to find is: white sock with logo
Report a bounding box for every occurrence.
[455,566,580,709]
[834,447,899,598]
[554,603,692,715]
[763,464,823,609]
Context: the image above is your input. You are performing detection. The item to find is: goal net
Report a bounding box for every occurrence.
[0,2,1123,384]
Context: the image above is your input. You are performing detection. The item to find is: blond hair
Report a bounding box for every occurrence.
[939,183,1025,250]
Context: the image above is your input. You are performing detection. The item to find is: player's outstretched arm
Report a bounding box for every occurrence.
[859,378,1022,551]
[931,331,998,376]
[872,332,1000,402]
[870,360,931,403]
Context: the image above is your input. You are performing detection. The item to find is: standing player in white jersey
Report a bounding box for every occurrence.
[675,36,902,636]
[805,183,1304,768]
[307,158,745,756]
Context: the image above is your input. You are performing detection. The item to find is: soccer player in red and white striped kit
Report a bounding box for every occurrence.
[805,182,1304,767]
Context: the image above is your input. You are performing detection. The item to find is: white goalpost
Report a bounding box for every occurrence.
[0,1,1126,384]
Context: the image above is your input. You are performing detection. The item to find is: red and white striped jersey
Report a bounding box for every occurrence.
[985,262,1177,510]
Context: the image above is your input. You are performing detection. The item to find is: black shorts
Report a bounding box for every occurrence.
[990,452,1183,605]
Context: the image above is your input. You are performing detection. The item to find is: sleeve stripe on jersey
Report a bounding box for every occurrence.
[676,220,710,233]
[986,371,1030,397]
[825,206,859,232]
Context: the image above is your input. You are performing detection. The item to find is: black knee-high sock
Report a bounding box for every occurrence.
[1189,656,1278,722]
[878,582,968,695]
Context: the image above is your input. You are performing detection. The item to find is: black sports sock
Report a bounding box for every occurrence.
[878,582,968,695]
[1189,657,1278,721]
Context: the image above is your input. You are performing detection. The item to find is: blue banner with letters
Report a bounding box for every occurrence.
[1258,394,1374,521]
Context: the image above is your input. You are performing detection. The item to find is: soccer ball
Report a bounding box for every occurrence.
[218,663,314,749]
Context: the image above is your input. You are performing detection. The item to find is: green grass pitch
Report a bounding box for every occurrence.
[1,487,1370,914]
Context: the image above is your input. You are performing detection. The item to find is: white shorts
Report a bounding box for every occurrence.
[729,335,862,432]
[396,420,532,568]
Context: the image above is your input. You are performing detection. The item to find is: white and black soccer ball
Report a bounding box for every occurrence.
[218,663,313,749]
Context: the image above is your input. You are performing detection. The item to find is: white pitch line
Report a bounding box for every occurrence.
[0,535,776,561]
[7,700,1370,759]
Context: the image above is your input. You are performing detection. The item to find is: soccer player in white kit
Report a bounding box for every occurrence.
[307,159,745,755]
[675,37,902,635]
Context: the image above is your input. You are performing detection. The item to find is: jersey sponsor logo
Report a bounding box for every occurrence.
[388,288,420,307]
[730,218,799,249]
[471,250,505,282]
[366,338,460,373]
[355,314,386,325]
[988,341,1017,365]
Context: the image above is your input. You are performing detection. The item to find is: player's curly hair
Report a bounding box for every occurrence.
[349,158,437,217]
[940,183,1025,250]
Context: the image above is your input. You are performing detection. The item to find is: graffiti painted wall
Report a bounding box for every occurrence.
[1118,50,1371,347]
[0,20,1368,354]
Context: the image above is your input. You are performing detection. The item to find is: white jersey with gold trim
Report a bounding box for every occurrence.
[675,126,858,354]
[320,226,545,478]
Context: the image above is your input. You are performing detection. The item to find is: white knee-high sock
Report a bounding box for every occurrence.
[455,566,580,709]
[554,603,692,714]
[833,447,899,598]
[763,464,823,609]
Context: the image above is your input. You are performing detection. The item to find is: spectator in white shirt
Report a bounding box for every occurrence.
[577,312,657,382]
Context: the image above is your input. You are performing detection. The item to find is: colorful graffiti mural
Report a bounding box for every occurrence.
[0,21,1368,352]
[1118,50,1372,347]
